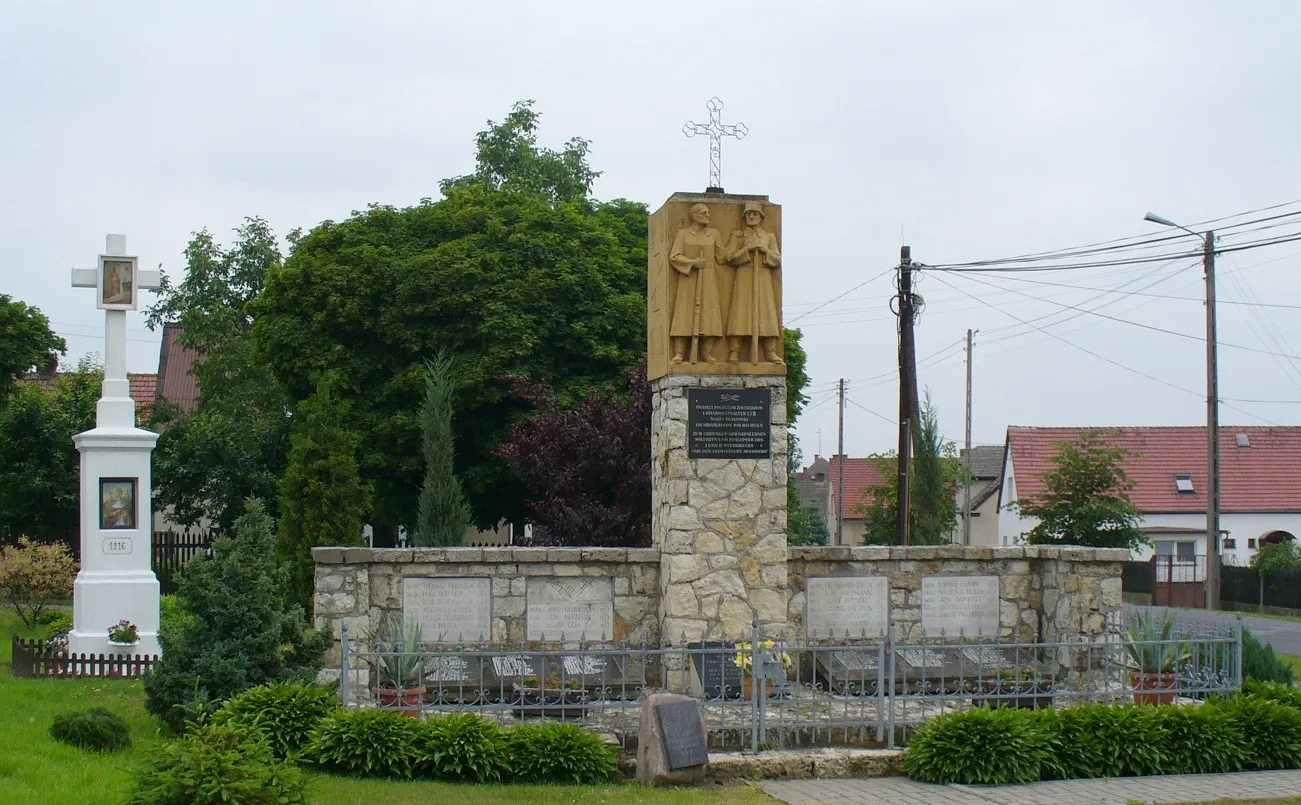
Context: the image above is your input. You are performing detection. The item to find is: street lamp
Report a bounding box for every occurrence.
[1143,211,1220,611]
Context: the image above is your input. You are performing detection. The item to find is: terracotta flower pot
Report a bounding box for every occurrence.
[1131,671,1177,705]
[375,686,426,716]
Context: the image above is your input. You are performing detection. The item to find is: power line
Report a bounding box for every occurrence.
[947,273,1301,311]
[787,266,896,325]
[925,272,1278,425]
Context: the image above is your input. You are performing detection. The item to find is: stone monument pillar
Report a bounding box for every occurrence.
[649,193,788,643]
[67,235,163,657]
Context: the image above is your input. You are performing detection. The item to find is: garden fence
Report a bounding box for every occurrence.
[151,528,215,594]
[1222,564,1301,611]
[10,635,158,679]
[338,606,1241,751]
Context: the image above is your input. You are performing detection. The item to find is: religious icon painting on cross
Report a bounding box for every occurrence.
[98,254,138,310]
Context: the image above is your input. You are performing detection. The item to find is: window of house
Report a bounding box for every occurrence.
[1224,538,1237,550]
[1156,540,1196,559]
[1174,474,1195,493]
[1249,538,1258,549]
[1236,433,1252,448]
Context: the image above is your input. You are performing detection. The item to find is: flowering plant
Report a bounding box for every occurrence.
[733,640,793,678]
[107,619,139,643]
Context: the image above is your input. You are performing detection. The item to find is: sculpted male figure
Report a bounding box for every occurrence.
[725,201,782,364]
[668,203,727,363]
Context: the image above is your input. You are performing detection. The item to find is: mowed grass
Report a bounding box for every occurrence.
[0,607,774,805]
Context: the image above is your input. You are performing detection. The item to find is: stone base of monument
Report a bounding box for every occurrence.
[638,692,709,786]
[68,569,161,657]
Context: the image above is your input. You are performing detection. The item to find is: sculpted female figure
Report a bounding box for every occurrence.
[668,203,727,363]
[725,201,782,364]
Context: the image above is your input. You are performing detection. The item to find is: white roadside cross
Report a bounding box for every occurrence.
[70,234,161,429]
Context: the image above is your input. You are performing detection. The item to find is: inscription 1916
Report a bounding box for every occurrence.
[687,388,770,459]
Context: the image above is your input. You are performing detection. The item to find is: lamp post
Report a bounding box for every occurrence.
[1143,212,1219,611]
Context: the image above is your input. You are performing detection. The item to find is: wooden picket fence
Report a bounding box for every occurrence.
[10,635,158,679]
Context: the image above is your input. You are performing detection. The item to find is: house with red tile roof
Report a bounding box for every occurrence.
[796,455,889,545]
[997,426,1301,565]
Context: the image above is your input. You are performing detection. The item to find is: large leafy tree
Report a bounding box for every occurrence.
[854,393,966,545]
[0,294,65,404]
[0,358,100,547]
[251,104,647,534]
[1016,430,1147,549]
[147,219,292,529]
[277,380,369,609]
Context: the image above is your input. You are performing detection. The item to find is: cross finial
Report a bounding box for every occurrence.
[682,97,748,192]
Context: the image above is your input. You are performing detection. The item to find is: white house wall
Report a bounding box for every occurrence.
[1130,512,1301,565]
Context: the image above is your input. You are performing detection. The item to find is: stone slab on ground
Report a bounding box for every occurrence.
[638,692,709,786]
[761,769,1301,805]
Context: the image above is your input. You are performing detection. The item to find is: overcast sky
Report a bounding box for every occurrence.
[4,1,1300,462]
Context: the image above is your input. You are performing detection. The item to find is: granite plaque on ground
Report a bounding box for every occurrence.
[687,642,744,700]
[404,577,492,642]
[423,654,482,685]
[819,648,883,695]
[806,576,889,638]
[487,654,542,686]
[526,578,615,641]
[686,388,771,459]
[960,646,1021,671]
[656,699,710,769]
[921,575,1000,635]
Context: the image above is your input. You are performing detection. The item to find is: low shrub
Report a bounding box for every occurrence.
[506,722,618,785]
[415,712,508,782]
[38,608,73,635]
[1161,702,1246,774]
[1244,678,1301,709]
[215,682,338,759]
[1068,704,1167,778]
[903,706,1053,785]
[49,707,132,753]
[307,709,420,779]
[1243,628,1295,684]
[1036,705,1104,780]
[128,722,305,805]
[1220,695,1301,771]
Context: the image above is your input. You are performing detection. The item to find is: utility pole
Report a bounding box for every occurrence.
[1204,230,1221,611]
[962,328,974,546]
[896,247,919,546]
[836,378,845,546]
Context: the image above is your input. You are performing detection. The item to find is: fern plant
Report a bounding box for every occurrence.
[903,707,1054,785]
[415,712,508,782]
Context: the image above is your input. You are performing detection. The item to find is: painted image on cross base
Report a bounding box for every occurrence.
[100,478,137,530]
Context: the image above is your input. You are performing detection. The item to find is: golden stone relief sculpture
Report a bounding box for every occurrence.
[649,192,784,380]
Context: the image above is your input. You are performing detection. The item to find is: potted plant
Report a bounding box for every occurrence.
[734,640,793,699]
[514,670,588,718]
[369,618,425,712]
[106,620,139,648]
[1123,610,1191,705]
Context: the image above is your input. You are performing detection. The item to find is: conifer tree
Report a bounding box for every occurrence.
[277,379,368,607]
[413,353,470,546]
[144,499,329,731]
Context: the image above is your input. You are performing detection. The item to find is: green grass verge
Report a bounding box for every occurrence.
[0,608,774,805]
[1278,653,1301,677]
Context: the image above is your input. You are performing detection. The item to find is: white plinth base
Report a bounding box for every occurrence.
[68,570,161,657]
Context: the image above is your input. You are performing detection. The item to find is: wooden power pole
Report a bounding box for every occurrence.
[836,377,845,546]
[962,328,974,546]
[896,247,920,546]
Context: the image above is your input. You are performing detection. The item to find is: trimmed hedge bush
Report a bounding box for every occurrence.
[506,722,619,785]
[415,713,508,782]
[906,693,1301,785]
[308,709,421,779]
[49,707,132,753]
[215,682,338,759]
[128,722,305,805]
[1244,678,1301,709]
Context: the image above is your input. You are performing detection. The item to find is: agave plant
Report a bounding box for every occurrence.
[1123,610,1192,674]
[369,617,424,688]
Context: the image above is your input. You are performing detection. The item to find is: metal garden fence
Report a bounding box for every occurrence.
[338,607,1241,750]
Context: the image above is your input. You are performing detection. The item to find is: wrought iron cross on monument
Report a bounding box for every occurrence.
[682,97,747,193]
[71,235,162,429]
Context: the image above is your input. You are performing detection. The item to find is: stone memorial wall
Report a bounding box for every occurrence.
[788,545,1126,642]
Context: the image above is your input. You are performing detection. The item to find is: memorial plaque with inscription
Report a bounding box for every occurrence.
[806,577,889,638]
[404,578,492,642]
[687,642,744,700]
[686,388,771,459]
[527,578,615,641]
[921,575,1000,635]
[656,700,709,770]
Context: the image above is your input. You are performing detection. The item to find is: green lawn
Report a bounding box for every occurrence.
[0,607,773,805]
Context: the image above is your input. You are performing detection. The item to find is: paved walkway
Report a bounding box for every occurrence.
[761,770,1301,805]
